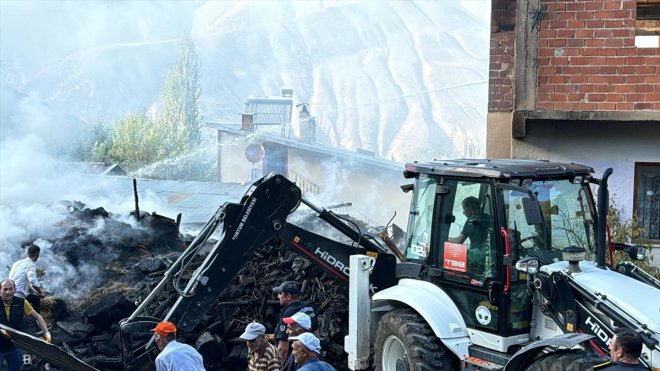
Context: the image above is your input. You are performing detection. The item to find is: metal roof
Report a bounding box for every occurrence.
[59,162,126,176]
[404,159,595,179]
[207,123,403,172]
[74,174,250,226]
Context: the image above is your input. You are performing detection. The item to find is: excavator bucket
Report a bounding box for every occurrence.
[0,324,99,371]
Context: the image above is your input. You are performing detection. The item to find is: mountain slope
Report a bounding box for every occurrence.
[3,0,490,162]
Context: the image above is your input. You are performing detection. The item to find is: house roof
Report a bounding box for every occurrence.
[60,162,126,176]
[71,174,249,226]
[206,122,403,172]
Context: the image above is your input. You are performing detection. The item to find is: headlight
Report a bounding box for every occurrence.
[515,257,540,274]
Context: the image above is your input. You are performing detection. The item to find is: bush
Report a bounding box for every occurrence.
[607,198,659,280]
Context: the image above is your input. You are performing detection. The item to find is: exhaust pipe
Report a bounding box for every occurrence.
[597,168,613,268]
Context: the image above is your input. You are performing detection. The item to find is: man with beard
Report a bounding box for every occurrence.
[240,322,280,371]
[281,312,312,371]
[0,279,51,371]
[272,281,317,361]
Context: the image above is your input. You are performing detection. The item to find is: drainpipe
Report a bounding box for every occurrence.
[597,168,613,268]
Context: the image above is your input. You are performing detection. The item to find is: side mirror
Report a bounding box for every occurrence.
[515,257,540,274]
[400,184,413,193]
[628,245,648,261]
[612,243,648,261]
[522,196,542,225]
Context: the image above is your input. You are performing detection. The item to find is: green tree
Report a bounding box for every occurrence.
[79,34,206,178]
[161,34,202,148]
[73,119,113,162]
[109,112,163,170]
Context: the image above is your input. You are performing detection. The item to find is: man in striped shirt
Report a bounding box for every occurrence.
[240,322,281,371]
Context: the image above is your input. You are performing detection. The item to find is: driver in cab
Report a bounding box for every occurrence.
[449,196,489,249]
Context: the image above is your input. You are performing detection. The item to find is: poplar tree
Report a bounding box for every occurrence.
[161,34,202,149]
[83,34,207,177]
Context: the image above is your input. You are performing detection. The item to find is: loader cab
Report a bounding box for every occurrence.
[400,160,597,352]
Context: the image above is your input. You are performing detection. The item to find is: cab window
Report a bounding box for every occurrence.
[404,175,436,262]
[439,179,497,283]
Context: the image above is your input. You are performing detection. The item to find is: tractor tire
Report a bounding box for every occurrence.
[374,308,454,371]
[525,349,607,371]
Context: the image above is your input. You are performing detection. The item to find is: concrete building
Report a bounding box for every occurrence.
[209,93,411,227]
[487,0,660,244]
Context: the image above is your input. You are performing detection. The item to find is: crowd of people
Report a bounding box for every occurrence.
[236,280,335,371]
[1,242,651,371]
[0,243,336,371]
[147,278,336,371]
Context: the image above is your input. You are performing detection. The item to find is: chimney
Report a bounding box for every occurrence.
[297,103,316,143]
[241,113,254,131]
[281,87,293,97]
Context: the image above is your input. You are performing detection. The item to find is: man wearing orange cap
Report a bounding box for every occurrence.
[153,321,205,371]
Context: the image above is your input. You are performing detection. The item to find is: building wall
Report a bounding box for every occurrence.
[489,0,517,113]
[489,0,660,113]
[217,131,255,184]
[217,131,412,228]
[511,120,660,220]
[536,0,659,111]
[487,0,660,234]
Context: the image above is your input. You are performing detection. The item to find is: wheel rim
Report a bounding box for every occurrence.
[381,335,408,371]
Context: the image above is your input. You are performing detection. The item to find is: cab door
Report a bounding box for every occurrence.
[426,178,502,333]
[496,184,545,336]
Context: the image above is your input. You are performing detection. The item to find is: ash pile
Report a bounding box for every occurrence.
[23,202,367,371]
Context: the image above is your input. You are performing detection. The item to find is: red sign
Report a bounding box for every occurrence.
[443,242,467,272]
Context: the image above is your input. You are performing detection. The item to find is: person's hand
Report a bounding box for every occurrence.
[1,329,10,339]
[44,332,51,343]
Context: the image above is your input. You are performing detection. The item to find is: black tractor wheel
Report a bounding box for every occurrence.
[374,308,454,371]
[525,349,607,371]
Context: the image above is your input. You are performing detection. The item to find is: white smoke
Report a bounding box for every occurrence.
[0,83,174,303]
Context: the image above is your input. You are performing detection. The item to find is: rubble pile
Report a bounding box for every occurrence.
[23,203,355,371]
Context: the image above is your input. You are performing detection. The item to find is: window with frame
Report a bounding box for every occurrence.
[635,163,660,242]
[404,175,437,262]
[441,179,497,283]
[636,0,660,47]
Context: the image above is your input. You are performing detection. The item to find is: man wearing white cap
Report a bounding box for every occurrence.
[240,322,281,371]
[272,280,318,361]
[282,312,312,371]
[289,333,336,371]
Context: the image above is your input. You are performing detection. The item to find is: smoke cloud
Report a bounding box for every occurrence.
[0,2,206,302]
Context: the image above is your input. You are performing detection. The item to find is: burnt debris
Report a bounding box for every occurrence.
[21,202,354,371]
